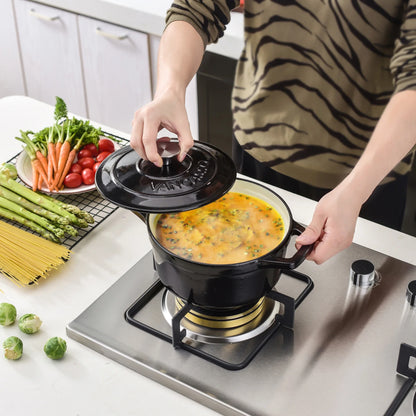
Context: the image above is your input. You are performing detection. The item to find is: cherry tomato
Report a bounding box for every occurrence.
[63,173,82,188]
[69,163,82,175]
[98,138,115,154]
[82,143,99,157]
[93,162,101,173]
[78,157,95,169]
[77,148,93,159]
[96,151,112,162]
[81,168,95,185]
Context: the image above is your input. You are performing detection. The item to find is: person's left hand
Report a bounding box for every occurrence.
[295,185,362,264]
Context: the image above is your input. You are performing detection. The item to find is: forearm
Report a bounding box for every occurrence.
[155,21,205,100]
[339,89,416,203]
[130,21,205,165]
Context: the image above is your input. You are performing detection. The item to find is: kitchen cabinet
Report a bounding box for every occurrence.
[78,15,152,132]
[14,0,87,116]
[0,0,25,97]
[9,0,198,137]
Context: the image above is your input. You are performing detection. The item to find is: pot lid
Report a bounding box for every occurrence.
[95,139,237,213]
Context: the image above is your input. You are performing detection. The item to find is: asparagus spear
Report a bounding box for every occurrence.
[0,185,69,225]
[0,195,65,239]
[0,174,88,228]
[61,204,95,224]
[61,224,78,237]
[42,194,95,224]
[0,206,60,243]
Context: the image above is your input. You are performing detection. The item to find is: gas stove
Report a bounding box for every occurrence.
[67,242,416,416]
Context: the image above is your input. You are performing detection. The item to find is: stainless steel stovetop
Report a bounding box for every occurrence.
[67,242,416,416]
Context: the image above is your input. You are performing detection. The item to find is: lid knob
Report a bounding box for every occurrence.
[139,139,187,178]
[406,280,416,307]
[157,140,181,167]
[350,259,376,288]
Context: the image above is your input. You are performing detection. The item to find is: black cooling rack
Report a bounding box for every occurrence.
[5,132,128,250]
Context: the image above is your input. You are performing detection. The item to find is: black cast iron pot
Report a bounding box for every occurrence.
[95,141,313,309]
[146,178,312,308]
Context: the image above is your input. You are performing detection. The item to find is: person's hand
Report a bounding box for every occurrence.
[130,88,194,167]
[295,185,362,264]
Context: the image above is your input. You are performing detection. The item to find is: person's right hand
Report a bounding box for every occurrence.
[130,88,194,167]
[295,183,362,264]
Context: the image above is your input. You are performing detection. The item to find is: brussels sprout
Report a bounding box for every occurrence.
[3,336,23,360]
[0,162,18,180]
[18,313,42,334]
[44,336,67,360]
[0,302,17,326]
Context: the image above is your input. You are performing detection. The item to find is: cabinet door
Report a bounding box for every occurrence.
[78,15,152,133]
[14,0,87,116]
[0,0,25,97]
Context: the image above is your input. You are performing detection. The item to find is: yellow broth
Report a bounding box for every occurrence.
[155,192,285,264]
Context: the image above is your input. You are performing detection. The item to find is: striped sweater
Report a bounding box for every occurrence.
[166,0,416,188]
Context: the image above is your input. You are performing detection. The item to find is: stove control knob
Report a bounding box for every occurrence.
[406,280,416,307]
[350,259,376,288]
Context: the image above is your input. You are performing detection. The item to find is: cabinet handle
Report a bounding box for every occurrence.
[95,27,128,41]
[29,9,60,21]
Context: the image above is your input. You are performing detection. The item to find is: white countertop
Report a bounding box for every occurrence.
[0,95,415,416]
[30,0,245,59]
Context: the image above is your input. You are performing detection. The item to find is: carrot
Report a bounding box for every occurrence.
[55,123,69,167]
[32,164,39,192]
[32,159,49,191]
[18,141,49,191]
[47,145,54,185]
[54,142,62,185]
[52,140,71,189]
[36,150,49,181]
[38,169,44,190]
[55,142,62,168]
[34,147,55,190]
[57,137,85,189]
[47,128,56,185]
[49,143,57,172]
[57,148,77,189]
[48,127,58,173]
[16,132,47,189]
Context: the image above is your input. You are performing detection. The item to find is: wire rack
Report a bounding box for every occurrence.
[5,132,128,250]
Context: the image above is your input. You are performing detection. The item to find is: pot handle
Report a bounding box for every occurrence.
[258,221,314,270]
[132,211,147,223]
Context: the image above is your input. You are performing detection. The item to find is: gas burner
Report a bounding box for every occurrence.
[125,268,313,370]
[161,291,281,344]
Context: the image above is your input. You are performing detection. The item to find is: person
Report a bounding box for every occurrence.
[130,1,416,264]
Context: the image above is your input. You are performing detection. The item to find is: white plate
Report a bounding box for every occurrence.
[16,150,97,195]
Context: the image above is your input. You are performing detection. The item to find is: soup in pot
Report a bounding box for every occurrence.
[155,192,285,264]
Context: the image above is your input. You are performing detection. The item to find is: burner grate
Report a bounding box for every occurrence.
[125,269,314,371]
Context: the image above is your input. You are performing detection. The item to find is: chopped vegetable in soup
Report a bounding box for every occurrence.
[155,192,285,264]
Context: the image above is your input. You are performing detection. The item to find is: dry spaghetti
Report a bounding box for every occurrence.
[0,220,71,286]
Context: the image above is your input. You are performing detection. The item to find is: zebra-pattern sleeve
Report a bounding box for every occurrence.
[390,0,416,92]
[165,0,240,46]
